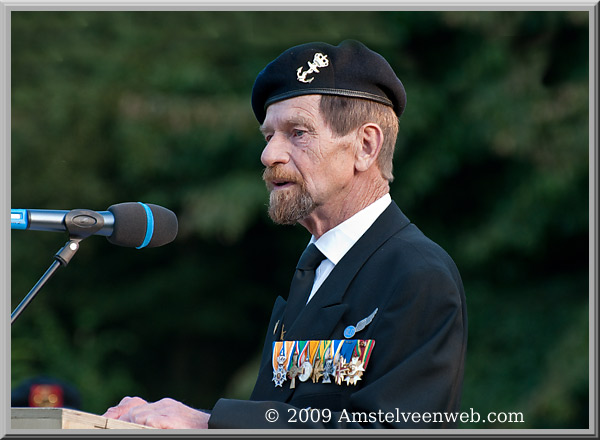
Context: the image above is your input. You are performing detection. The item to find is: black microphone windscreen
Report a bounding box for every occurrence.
[106,202,178,248]
[147,203,178,248]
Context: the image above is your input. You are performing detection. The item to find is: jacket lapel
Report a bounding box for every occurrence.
[285,202,411,340]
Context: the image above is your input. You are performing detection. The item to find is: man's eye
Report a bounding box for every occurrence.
[264,134,273,142]
[293,130,306,137]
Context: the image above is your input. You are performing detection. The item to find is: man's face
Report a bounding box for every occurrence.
[260,95,357,225]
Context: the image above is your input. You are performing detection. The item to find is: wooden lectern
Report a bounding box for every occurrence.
[11,407,157,429]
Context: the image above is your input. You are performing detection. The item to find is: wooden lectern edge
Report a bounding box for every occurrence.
[11,407,158,429]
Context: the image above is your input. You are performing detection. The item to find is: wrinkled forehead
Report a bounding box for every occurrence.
[260,95,322,134]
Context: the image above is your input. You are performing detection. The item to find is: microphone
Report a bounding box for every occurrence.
[11,202,178,249]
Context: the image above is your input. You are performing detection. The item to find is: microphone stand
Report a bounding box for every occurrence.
[11,209,105,325]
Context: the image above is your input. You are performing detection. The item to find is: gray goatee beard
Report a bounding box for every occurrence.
[267,186,315,225]
[263,166,316,225]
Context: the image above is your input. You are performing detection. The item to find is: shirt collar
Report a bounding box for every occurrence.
[310,193,392,265]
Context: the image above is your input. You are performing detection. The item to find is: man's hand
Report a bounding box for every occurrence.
[102,396,210,429]
[103,396,147,420]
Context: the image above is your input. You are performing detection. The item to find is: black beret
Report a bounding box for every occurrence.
[251,40,406,124]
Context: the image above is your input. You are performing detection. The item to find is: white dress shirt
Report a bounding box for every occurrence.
[305,193,392,303]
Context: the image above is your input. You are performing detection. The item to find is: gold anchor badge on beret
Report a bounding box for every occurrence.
[296,53,329,83]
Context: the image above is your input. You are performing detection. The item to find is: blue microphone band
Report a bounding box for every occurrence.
[136,202,154,249]
[11,209,28,229]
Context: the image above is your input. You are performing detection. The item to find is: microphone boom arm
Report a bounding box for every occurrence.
[11,209,106,325]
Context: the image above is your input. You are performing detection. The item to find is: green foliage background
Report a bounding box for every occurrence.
[10,11,589,428]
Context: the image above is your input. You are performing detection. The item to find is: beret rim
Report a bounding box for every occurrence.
[264,88,394,112]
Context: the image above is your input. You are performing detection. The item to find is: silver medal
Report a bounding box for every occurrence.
[299,361,313,382]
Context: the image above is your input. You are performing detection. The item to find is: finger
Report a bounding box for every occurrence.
[129,410,170,429]
[102,396,147,419]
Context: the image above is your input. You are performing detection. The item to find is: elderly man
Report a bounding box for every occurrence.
[103,40,467,429]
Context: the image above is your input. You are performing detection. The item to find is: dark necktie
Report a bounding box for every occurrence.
[282,244,326,333]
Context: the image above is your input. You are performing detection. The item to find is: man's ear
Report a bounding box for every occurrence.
[355,123,384,173]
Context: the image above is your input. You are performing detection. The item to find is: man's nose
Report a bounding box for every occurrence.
[261,134,289,167]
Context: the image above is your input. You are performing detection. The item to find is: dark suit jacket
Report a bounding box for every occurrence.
[209,201,467,428]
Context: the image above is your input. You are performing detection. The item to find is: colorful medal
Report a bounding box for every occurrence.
[322,340,335,384]
[299,361,313,382]
[272,341,288,387]
[312,357,324,383]
[344,356,366,385]
[311,340,325,383]
[322,354,335,384]
[297,341,312,382]
[272,339,375,388]
[287,354,302,389]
